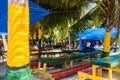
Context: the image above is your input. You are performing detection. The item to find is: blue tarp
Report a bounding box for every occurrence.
[0,0,50,34]
[29,1,50,25]
[78,27,117,40]
[0,0,7,34]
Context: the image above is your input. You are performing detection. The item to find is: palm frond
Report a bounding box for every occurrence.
[71,5,104,32]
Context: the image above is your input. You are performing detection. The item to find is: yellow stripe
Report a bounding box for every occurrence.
[7,4,29,67]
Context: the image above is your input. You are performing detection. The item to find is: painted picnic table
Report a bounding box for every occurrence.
[36,50,102,80]
[78,54,120,80]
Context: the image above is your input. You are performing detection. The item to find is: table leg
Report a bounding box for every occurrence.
[38,62,41,69]
[38,62,41,76]
[88,57,91,62]
[64,61,67,69]
[98,68,102,77]
[43,63,47,72]
[70,60,73,68]
[92,65,96,76]
[51,78,55,80]
[41,63,47,80]
[82,57,84,64]
[78,72,83,80]
[108,68,112,80]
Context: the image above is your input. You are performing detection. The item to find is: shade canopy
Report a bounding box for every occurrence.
[0,0,50,33]
[78,28,117,40]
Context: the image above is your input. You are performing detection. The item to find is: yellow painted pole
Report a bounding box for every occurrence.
[6,0,32,79]
[103,32,111,57]
[7,1,30,67]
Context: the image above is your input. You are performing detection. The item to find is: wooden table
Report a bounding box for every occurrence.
[92,55,120,80]
[78,55,120,80]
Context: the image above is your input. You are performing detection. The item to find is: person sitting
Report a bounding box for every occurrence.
[110,42,118,52]
[94,41,103,50]
[0,45,4,61]
[62,43,69,50]
[30,42,39,51]
[85,42,95,51]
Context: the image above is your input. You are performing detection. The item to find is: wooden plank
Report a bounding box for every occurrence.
[78,72,106,80]
[51,63,91,78]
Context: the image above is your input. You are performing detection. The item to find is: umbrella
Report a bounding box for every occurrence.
[0,0,50,33]
[78,27,117,40]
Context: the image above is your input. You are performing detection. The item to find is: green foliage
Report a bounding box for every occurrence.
[30,0,95,41]
[30,0,120,43]
[71,6,104,32]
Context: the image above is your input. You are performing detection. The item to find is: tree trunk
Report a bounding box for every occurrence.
[103,31,111,57]
[102,18,111,57]
[103,0,120,57]
[38,29,42,48]
[6,0,32,79]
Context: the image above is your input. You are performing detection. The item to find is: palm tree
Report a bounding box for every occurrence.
[71,0,120,57]
[71,5,104,32]
[31,0,120,58]
[93,0,120,57]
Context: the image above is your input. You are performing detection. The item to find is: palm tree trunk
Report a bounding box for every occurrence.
[102,18,111,57]
[5,0,32,79]
[103,0,120,57]
[103,31,111,57]
[38,29,42,58]
[38,29,42,48]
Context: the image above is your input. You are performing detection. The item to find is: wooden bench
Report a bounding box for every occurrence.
[30,50,102,68]
[37,50,102,80]
[51,63,91,79]
[37,63,91,80]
